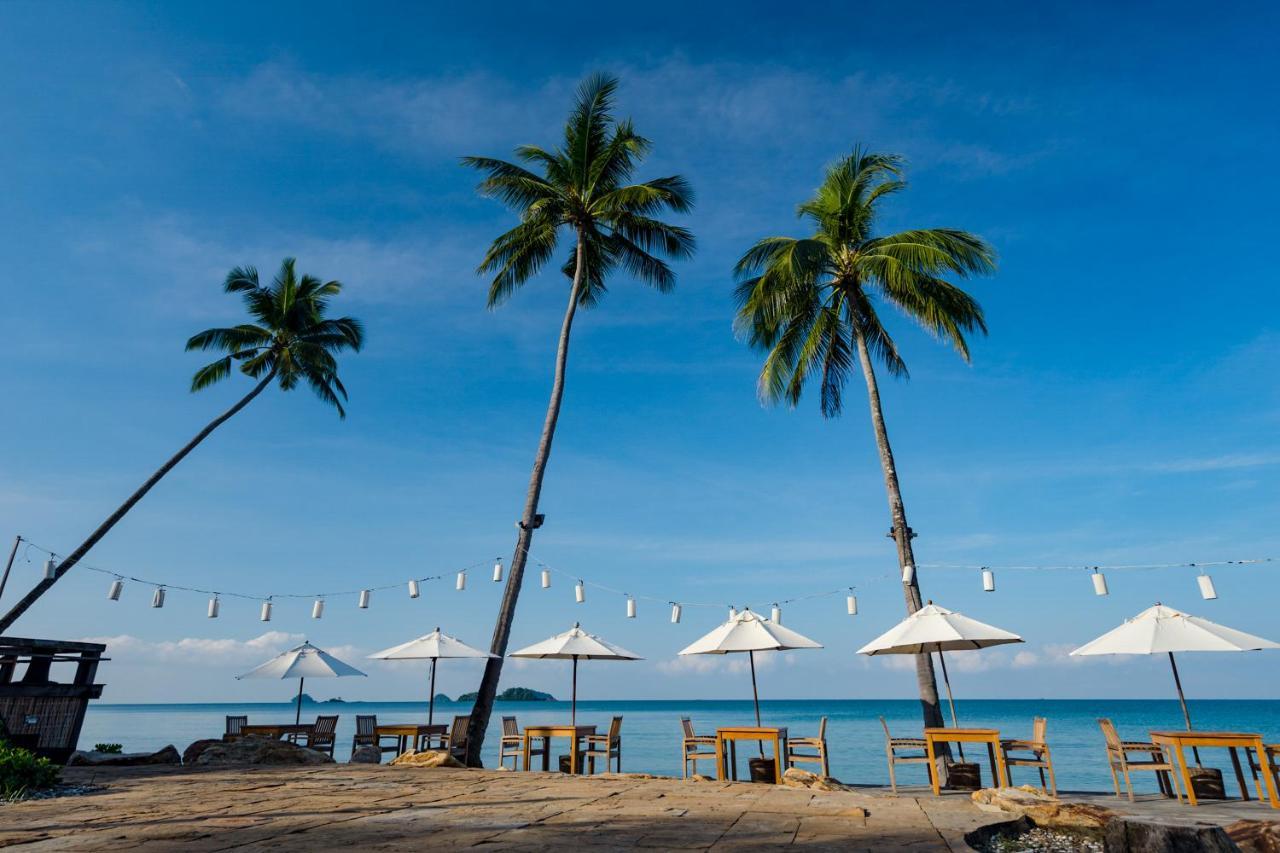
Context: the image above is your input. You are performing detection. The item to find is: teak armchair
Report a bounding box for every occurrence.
[439,715,470,761]
[224,715,247,741]
[880,716,930,794]
[1247,742,1280,793]
[786,716,829,777]
[681,717,717,779]
[305,715,339,757]
[1001,717,1057,796]
[1097,718,1181,802]
[583,715,623,774]
[499,716,547,770]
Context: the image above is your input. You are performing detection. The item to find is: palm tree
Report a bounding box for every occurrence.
[733,148,996,733]
[460,72,694,764]
[0,258,363,632]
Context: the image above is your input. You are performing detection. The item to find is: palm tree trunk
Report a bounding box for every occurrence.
[0,370,276,634]
[850,322,947,735]
[464,232,586,766]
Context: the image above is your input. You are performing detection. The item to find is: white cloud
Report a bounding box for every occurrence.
[77,631,305,664]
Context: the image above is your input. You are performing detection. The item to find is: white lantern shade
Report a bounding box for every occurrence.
[626,598,637,618]
[771,605,782,624]
[492,559,503,582]
[456,571,466,591]
[408,579,420,599]
[260,600,273,621]
[43,557,57,580]
[107,579,123,601]
[358,589,370,609]
[207,596,220,618]
[1092,571,1109,596]
[541,569,551,588]
[671,603,682,623]
[575,581,585,603]
[902,564,915,584]
[312,599,325,619]
[982,568,995,592]
[847,594,857,616]
[728,607,738,620]
[151,587,165,608]
[1197,574,1218,600]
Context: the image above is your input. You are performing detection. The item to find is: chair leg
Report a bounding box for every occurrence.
[1046,756,1057,798]
[821,746,829,778]
[1107,758,1121,797]
[1121,762,1135,802]
[886,750,898,795]
[1038,766,1047,793]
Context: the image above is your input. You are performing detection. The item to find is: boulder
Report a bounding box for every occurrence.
[195,738,334,767]
[349,745,382,765]
[781,767,854,792]
[1103,817,1237,851]
[182,739,223,766]
[68,745,181,767]
[687,774,713,782]
[972,785,1114,831]
[1226,820,1280,853]
[389,750,465,768]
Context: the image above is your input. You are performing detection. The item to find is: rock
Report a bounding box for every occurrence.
[972,785,1114,831]
[687,774,713,782]
[1226,820,1280,853]
[781,767,854,792]
[182,739,223,766]
[349,745,382,765]
[195,738,334,766]
[1102,816,1237,851]
[67,745,180,767]
[389,750,465,768]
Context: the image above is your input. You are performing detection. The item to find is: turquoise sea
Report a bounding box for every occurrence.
[80,699,1280,793]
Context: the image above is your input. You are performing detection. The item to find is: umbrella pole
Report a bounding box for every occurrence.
[428,657,438,725]
[296,677,304,725]
[571,655,578,727]
[937,652,964,761]
[1168,652,1201,764]
[749,650,764,757]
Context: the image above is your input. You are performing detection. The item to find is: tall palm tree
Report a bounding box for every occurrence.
[0,258,363,632]
[733,148,996,733]
[460,72,694,764]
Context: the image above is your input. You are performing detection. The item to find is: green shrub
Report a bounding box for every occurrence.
[0,739,60,799]
[92,743,123,754]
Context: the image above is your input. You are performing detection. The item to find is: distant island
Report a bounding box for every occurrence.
[293,694,349,704]
[455,687,554,702]
[433,693,452,704]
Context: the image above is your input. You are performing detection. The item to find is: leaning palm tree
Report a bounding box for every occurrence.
[0,258,363,632]
[459,72,694,764]
[733,148,996,733]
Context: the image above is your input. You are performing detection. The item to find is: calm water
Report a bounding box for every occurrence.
[80,699,1280,793]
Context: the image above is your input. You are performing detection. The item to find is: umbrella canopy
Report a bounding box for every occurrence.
[679,608,823,727]
[510,623,640,724]
[238,641,366,723]
[858,603,1023,734]
[370,627,496,724]
[1071,604,1279,731]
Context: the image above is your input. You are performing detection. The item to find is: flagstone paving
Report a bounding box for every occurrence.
[0,765,996,851]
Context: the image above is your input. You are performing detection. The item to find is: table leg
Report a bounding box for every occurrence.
[1256,739,1280,809]
[926,735,940,797]
[571,735,580,775]
[1174,745,1197,807]
[774,734,783,784]
[730,740,737,781]
[993,737,1010,788]
[715,735,725,782]
[522,735,530,771]
[1229,747,1250,801]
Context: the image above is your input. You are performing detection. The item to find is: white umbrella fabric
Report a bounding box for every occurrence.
[1071,603,1279,732]
[509,623,641,724]
[370,627,497,724]
[679,608,823,727]
[858,603,1023,736]
[237,641,367,723]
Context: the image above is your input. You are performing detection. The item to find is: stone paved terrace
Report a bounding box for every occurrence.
[2,766,1278,850]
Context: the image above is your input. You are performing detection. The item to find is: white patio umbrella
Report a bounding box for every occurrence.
[1070,603,1280,733]
[237,641,367,723]
[858,602,1023,737]
[509,623,641,725]
[679,608,823,727]
[370,627,497,724]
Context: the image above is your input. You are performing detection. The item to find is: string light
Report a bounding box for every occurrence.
[847,590,857,616]
[408,579,420,599]
[1091,568,1109,596]
[626,597,636,619]
[541,569,551,589]
[575,581,585,604]
[728,606,738,620]
[151,587,165,608]
[43,557,57,580]
[1197,572,1218,600]
[107,578,123,601]
[207,596,220,618]
[260,600,273,621]
[771,603,782,624]
[311,599,324,619]
[492,558,503,583]
[981,567,995,592]
[456,571,466,591]
[901,564,915,584]
[358,589,371,609]
[670,603,682,623]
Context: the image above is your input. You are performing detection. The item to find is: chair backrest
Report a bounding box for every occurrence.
[1032,716,1047,746]
[681,716,696,739]
[450,715,470,749]
[817,716,827,741]
[226,715,247,735]
[313,715,339,738]
[501,716,518,737]
[355,714,377,736]
[1097,718,1120,748]
[608,715,623,741]
[879,716,892,741]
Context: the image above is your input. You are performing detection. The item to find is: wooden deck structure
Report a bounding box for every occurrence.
[0,636,106,763]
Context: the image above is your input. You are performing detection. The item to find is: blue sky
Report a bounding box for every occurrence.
[1,1,1278,705]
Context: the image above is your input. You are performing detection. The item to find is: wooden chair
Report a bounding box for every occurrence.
[880,716,931,794]
[681,717,717,779]
[787,716,829,777]
[1097,718,1181,802]
[437,715,470,761]
[498,716,547,770]
[1001,717,1057,796]
[352,714,397,758]
[224,715,248,741]
[1246,742,1280,794]
[303,715,339,757]
[584,716,623,774]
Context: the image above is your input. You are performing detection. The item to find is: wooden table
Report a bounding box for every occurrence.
[522,725,596,773]
[374,724,447,755]
[923,728,1009,796]
[239,723,314,741]
[714,727,789,785]
[1150,730,1280,808]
